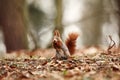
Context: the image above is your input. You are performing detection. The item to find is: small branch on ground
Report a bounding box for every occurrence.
[107,35,116,53]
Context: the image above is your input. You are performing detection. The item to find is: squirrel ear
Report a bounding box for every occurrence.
[54,30,60,37]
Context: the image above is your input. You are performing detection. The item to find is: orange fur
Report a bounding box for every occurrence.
[66,33,78,55]
[53,39,62,49]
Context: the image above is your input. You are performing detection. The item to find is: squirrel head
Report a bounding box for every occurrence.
[52,30,62,49]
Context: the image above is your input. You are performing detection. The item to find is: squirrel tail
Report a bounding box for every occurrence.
[65,33,78,55]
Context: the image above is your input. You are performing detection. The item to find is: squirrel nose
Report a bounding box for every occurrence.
[53,39,57,43]
[53,38,57,41]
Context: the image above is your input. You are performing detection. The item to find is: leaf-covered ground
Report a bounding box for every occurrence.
[0,47,120,80]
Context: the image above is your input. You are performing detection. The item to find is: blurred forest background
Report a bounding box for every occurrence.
[0,0,120,53]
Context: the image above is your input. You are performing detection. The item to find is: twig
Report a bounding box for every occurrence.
[107,35,116,52]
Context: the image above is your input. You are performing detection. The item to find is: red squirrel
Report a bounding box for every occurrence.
[52,30,78,59]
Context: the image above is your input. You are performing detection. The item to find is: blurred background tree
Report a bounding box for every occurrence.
[0,0,28,52]
[115,0,120,46]
[80,0,104,46]
[55,0,63,33]
[27,0,55,49]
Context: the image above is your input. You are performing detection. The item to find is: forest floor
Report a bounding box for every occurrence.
[0,47,120,80]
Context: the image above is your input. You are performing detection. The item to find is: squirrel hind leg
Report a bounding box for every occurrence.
[55,49,68,60]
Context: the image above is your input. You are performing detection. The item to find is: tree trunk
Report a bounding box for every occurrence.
[81,0,104,46]
[55,0,63,33]
[0,0,28,52]
[115,0,120,46]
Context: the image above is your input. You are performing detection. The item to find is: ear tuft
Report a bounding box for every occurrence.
[54,30,60,37]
